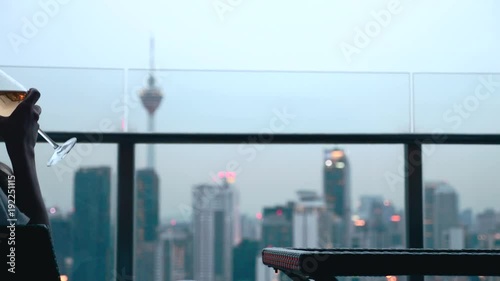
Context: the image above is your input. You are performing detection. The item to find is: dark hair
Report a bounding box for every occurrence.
[0,162,12,195]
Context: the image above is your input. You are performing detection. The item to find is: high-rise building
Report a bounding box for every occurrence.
[424,182,460,248]
[157,222,194,281]
[460,209,474,230]
[434,183,460,248]
[136,168,160,281]
[293,190,325,248]
[136,169,160,242]
[260,203,294,249]
[351,197,404,248]
[241,214,261,241]
[474,209,500,249]
[476,209,499,235]
[424,182,438,248]
[48,208,72,276]
[323,148,351,247]
[442,227,465,249]
[232,182,242,246]
[233,239,260,281]
[72,167,112,281]
[357,195,384,221]
[257,202,294,281]
[193,180,236,281]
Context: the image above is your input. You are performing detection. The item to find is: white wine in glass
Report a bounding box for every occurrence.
[0,69,77,166]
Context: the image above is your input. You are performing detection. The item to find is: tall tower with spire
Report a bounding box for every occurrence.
[135,36,163,281]
[139,36,163,168]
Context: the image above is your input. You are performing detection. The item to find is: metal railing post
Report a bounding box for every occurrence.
[116,142,135,281]
[405,143,424,281]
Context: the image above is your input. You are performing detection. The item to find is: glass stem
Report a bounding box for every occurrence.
[38,129,59,149]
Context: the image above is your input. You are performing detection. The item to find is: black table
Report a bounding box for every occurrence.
[262,247,500,281]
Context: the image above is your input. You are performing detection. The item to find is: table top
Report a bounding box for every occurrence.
[262,247,500,279]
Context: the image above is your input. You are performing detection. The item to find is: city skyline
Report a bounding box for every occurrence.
[1,0,500,231]
[46,164,488,228]
[1,64,500,219]
[3,1,500,280]
[0,1,500,228]
[48,175,500,281]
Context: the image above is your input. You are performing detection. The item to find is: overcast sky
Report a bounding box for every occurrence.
[1,0,500,221]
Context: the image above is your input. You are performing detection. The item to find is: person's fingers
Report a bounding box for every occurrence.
[33,105,42,116]
[23,88,41,105]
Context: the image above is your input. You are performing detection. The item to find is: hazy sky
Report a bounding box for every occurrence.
[1,0,500,221]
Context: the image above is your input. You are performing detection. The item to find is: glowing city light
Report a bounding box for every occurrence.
[121,117,126,132]
[391,215,401,222]
[354,219,366,227]
[276,209,283,216]
[60,275,68,281]
[386,276,397,281]
[170,219,177,226]
[218,171,236,183]
[325,160,333,167]
[49,207,56,214]
[256,212,263,220]
[335,162,345,169]
[331,150,344,159]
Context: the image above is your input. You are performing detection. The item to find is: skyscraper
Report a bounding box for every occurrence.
[72,167,112,281]
[135,168,160,281]
[48,208,72,277]
[424,182,438,248]
[475,209,500,249]
[216,171,242,246]
[233,239,260,281]
[136,169,160,242]
[293,190,325,248]
[241,214,262,241]
[193,180,235,281]
[424,182,460,248]
[434,183,460,248]
[323,148,351,247]
[260,202,294,249]
[257,202,294,281]
[158,222,194,281]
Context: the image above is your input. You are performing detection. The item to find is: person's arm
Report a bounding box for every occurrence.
[0,89,48,226]
[7,144,48,225]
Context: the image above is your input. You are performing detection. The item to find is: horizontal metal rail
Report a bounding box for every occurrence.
[19,132,500,145]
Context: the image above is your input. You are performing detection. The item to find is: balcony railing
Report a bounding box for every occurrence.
[32,131,500,281]
[3,65,500,280]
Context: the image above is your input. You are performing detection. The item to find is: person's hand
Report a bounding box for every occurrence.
[0,88,41,154]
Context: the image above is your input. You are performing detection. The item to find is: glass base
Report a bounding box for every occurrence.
[47,137,77,167]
